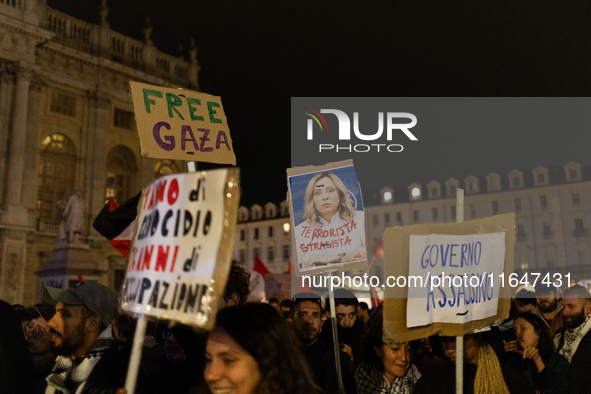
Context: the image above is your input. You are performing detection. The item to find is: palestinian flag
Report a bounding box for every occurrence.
[92,193,141,257]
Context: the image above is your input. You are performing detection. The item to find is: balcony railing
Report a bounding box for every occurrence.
[38,3,197,87]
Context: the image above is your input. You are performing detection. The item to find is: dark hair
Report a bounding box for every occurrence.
[563,285,591,301]
[280,299,293,309]
[362,311,418,371]
[515,289,537,306]
[534,282,558,296]
[359,302,369,311]
[268,298,279,304]
[291,293,321,316]
[515,312,555,361]
[223,260,250,305]
[333,288,359,310]
[213,303,318,394]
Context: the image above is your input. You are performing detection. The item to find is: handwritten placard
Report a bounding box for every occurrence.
[382,214,514,343]
[406,233,505,327]
[120,169,239,329]
[130,81,236,165]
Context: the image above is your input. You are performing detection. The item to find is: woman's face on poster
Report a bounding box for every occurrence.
[313,176,340,220]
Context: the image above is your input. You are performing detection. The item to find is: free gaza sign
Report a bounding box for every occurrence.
[130,81,236,165]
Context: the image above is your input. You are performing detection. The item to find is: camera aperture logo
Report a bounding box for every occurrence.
[303,107,417,153]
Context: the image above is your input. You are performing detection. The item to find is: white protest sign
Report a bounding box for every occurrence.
[287,160,367,276]
[120,168,239,329]
[406,233,505,328]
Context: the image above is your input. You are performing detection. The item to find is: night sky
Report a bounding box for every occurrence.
[47,0,591,207]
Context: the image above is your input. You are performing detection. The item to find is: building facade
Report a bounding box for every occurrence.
[0,0,197,305]
[364,162,591,290]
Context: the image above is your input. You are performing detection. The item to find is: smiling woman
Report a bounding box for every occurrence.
[355,312,421,394]
[205,303,319,394]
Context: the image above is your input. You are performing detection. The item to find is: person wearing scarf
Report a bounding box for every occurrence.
[355,312,421,394]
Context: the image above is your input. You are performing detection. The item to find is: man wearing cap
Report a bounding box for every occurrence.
[291,292,356,394]
[25,303,57,388]
[535,282,564,338]
[43,281,120,394]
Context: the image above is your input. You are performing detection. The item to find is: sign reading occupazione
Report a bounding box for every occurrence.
[121,168,239,329]
[130,81,236,165]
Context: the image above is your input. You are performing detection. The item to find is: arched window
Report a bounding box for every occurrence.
[154,159,178,179]
[37,134,76,223]
[105,146,137,204]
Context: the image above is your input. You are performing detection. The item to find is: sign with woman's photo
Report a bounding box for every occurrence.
[288,160,367,276]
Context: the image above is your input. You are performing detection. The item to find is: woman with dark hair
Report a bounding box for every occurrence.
[355,312,421,394]
[509,312,569,394]
[415,329,537,394]
[204,303,319,394]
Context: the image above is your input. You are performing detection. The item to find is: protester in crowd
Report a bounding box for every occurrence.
[413,337,445,376]
[24,304,57,389]
[554,285,591,394]
[536,282,565,337]
[296,171,366,269]
[506,312,569,394]
[357,302,370,324]
[415,329,537,393]
[319,289,365,366]
[280,298,292,313]
[218,260,250,308]
[148,324,205,394]
[355,311,421,394]
[205,303,319,394]
[0,299,37,394]
[43,281,128,394]
[291,292,356,394]
[268,297,280,313]
[515,289,542,315]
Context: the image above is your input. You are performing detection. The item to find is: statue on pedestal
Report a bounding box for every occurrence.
[58,188,84,244]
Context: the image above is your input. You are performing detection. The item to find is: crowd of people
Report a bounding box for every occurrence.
[1,264,590,394]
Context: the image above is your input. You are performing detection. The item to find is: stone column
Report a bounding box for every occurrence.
[21,76,45,212]
[85,91,110,236]
[6,64,31,207]
[0,65,16,207]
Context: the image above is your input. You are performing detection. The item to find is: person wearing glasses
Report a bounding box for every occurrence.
[24,304,57,387]
[295,172,366,270]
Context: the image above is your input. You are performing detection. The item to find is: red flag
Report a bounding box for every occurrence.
[78,272,84,284]
[247,255,269,302]
[374,237,384,260]
[253,255,270,278]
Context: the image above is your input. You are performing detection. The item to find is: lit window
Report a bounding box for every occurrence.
[383,191,393,202]
[105,146,136,204]
[283,223,290,233]
[411,188,421,198]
